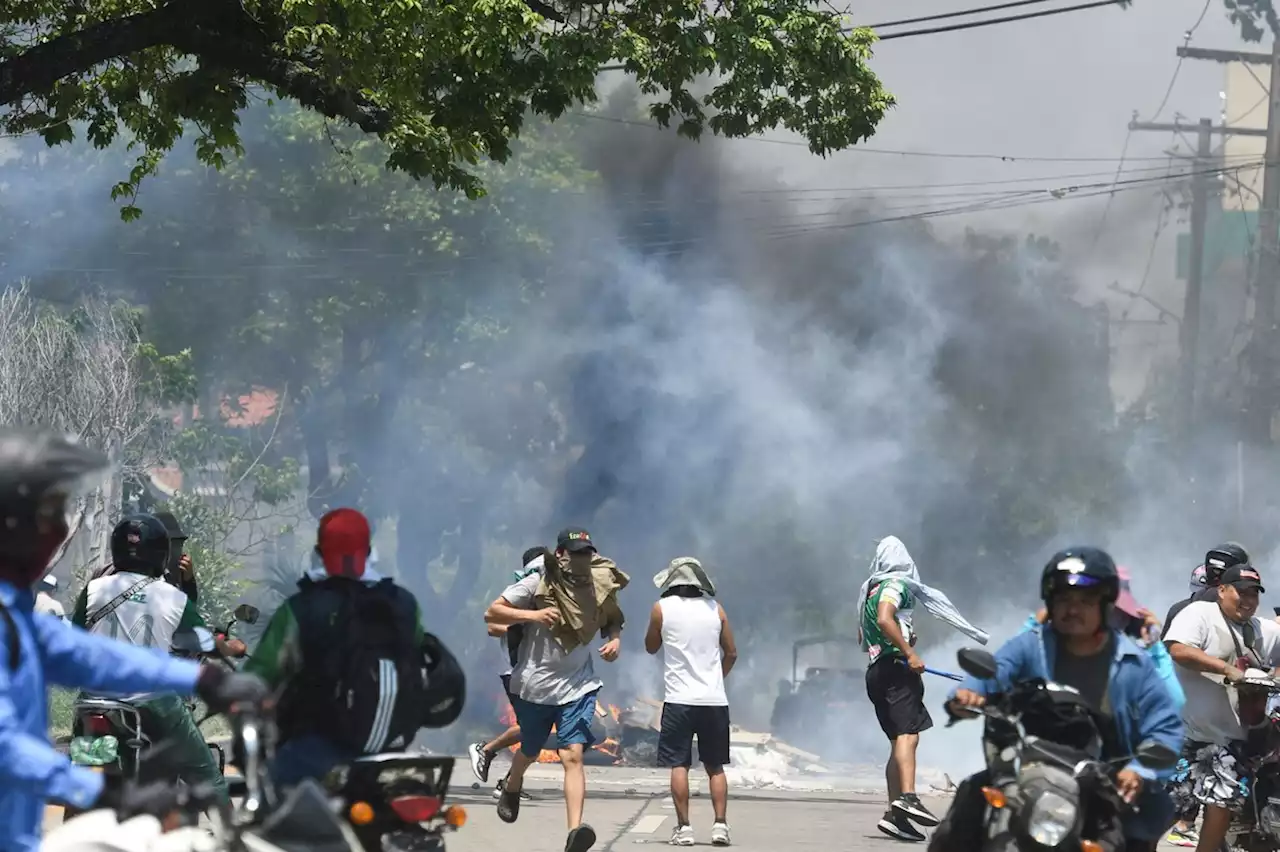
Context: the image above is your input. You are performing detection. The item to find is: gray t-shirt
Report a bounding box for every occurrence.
[1165,600,1280,745]
[1054,636,1113,714]
[501,573,601,706]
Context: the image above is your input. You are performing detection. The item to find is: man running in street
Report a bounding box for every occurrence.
[469,546,549,802]
[859,536,988,842]
[645,557,737,847]
[484,527,628,852]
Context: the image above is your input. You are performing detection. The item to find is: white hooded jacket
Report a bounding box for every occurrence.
[856,536,989,650]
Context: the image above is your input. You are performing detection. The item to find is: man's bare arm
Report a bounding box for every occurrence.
[876,599,914,657]
[486,597,544,626]
[486,622,509,638]
[1166,641,1239,678]
[644,603,663,654]
[719,605,738,677]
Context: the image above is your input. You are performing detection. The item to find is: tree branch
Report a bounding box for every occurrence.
[0,0,396,135]
[0,1,192,104]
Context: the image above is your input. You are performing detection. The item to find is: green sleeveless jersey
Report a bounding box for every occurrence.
[861,578,914,664]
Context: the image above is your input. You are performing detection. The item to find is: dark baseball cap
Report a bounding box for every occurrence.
[1222,564,1265,593]
[557,527,596,553]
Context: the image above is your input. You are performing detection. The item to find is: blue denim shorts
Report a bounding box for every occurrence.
[511,690,599,757]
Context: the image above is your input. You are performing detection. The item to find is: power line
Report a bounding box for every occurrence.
[865,0,1065,30]
[570,110,1264,163]
[875,0,1126,40]
[1143,0,1212,122]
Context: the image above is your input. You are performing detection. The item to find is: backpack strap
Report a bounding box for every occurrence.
[0,600,18,672]
[85,576,160,631]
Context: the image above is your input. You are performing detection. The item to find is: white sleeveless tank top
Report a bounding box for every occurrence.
[659,596,728,706]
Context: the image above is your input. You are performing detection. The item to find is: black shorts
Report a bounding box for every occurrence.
[656,703,731,768]
[865,656,933,740]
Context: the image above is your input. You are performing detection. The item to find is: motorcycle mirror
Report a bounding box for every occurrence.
[1133,740,1179,770]
[172,626,217,654]
[957,648,999,680]
[234,604,260,625]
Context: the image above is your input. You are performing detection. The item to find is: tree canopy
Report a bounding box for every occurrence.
[0,0,892,216]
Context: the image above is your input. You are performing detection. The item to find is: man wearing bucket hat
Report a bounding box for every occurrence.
[644,557,737,847]
[34,575,65,620]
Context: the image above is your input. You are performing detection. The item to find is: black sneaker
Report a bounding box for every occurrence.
[493,777,533,800]
[892,794,940,827]
[877,810,926,842]
[468,742,495,782]
[566,824,598,852]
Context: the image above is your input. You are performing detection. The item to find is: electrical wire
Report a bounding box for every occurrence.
[864,0,1067,29]
[874,0,1126,40]
[569,111,1265,163]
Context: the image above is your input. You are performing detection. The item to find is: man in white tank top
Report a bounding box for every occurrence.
[645,558,738,847]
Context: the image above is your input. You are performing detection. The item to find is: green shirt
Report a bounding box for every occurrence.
[861,578,914,664]
[244,595,426,690]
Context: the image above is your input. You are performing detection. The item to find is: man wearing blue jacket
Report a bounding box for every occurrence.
[0,429,266,852]
[934,547,1184,852]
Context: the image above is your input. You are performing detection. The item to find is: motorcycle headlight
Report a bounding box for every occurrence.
[1027,791,1077,847]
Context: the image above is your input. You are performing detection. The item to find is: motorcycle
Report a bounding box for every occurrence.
[49,625,468,852]
[1223,669,1280,852]
[946,647,1179,852]
[68,605,261,786]
[326,753,467,852]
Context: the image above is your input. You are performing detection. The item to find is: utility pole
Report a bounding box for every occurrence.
[1176,42,1280,443]
[1127,118,1246,442]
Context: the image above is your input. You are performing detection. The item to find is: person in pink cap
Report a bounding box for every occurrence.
[1024,566,1183,708]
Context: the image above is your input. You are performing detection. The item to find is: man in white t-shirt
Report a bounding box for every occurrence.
[483,527,625,852]
[644,557,737,847]
[34,575,65,620]
[1165,564,1280,852]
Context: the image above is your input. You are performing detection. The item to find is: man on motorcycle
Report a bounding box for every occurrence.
[0,428,266,851]
[1164,563,1280,852]
[244,507,446,786]
[1162,544,1250,642]
[938,547,1184,852]
[70,513,235,803]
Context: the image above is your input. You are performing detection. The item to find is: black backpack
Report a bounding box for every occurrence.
[304,578,428,755]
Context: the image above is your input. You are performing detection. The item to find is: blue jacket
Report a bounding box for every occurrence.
[949,625,1184,841]
[0,580,201,852]
[1019,614,1186,711]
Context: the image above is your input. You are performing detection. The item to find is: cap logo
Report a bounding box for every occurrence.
[1057,557,1086,574]
[1209,559,1226,568]
[127,532,140,544]
[568,531,591,541]
[1242,569,1261,581]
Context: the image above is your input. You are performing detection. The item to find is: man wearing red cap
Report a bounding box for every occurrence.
[245,507,433,785]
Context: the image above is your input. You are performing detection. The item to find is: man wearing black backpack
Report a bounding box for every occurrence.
[244,507,464,785]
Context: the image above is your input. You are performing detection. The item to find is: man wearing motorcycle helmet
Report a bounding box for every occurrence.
[1164,563,1280,852]
[244,507,463,787]
[71,513,234,803]
[0,429,267,851]
[937,547,1183,852]
[1161,544,1250,642]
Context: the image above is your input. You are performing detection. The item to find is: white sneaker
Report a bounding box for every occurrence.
[710,822,731,846]
[669,825,695,846]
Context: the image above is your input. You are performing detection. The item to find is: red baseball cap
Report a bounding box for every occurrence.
[317,508,371,579]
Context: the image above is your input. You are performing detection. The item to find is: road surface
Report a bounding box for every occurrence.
[43,761,1186,850]
[446,763,947,852]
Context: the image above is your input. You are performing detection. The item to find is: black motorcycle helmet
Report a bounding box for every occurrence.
[420,633,466,728]
[1040,546,1121,609]
[109,514,172,577]
[0,429,108,586]
[1204,542,1250,585]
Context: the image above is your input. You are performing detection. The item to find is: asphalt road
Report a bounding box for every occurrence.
[446,763,948,852]
[43,761,1187,851]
